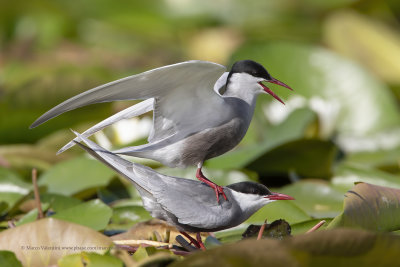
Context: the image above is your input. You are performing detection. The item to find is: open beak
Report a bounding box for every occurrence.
[265,192,295,200]
[258,77,293,105]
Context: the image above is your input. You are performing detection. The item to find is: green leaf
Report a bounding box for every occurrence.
[246,200,311,225]
[108,204,152,231]
[51,199,112,231]
[0,250,23,267]
[58,252,123,267]
[40,193,82,212]
[279,180,344,218]
[328,183,400,231]
[15,203,50,226]
[39,156,115,196]
[247,139,338,179]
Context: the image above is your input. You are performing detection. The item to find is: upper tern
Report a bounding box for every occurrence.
[30,60,292,202]
[73,132,294,249]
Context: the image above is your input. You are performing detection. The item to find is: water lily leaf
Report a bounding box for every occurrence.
[279,180,344,218]
[246,200,311,224]
[15,203,50,226]
[39,156,115,196]
[0,167,31,210]
[51,199,112,231]
[332,164,400,193]
[231,42,400,136]
[172,229,400,267]
[107,204,152,231]
[328,183,400,231]
[0,218,112,267]
[0,250,23,267]
[40,193,82,212]
[247,139,338,179]
[58,252,123,267]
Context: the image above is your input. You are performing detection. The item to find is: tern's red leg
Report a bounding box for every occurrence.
[180,231,201,249]
[196,233,206,251]
[196,168,227,203]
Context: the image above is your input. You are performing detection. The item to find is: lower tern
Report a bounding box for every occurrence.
[73,132,294,249]
[30,60,292,202]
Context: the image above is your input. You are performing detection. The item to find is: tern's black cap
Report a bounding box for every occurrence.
[227,181,272,196]
[230,60,272,80]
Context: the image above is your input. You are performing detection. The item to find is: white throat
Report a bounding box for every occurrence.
[230,190,274,220]
[224,73,264,105]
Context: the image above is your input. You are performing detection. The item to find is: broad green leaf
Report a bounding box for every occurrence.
[107,204,151,231]
[246,200,311,225]
[40,193,82,212]
[39,156,115,196]
[0,167,31,210]
[332,164,400,193]
[172,229,400,267]
[231,42,400,136]
[51,199,112,231]
[58,252,123,267]
[0,218,112,267]
[247,139,338,179]
[15,203,50,226]
[279,180,344,218]
[328,183,400,231]
[0,250,23,267]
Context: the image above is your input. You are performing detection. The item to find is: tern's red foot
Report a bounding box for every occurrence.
[196,233,206,251]
[180,232,201,249]
[196,168,228,203]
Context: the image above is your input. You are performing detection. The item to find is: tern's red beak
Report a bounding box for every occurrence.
[265,192,295,200]
[258,77,293,105]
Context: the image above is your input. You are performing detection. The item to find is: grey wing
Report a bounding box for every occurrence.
[57,98,154,154]
[30,61,226,131]
[152,179,234,229]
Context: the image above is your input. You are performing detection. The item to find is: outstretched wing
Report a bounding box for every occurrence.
[30,61,227,139]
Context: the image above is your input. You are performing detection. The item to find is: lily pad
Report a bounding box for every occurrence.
[279,180,344,218]
[246,200,311,225]
[39,156,115,196]
[51,199,113,231]
[328,183,400,231]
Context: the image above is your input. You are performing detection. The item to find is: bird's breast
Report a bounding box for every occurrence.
[179,116,249,166]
